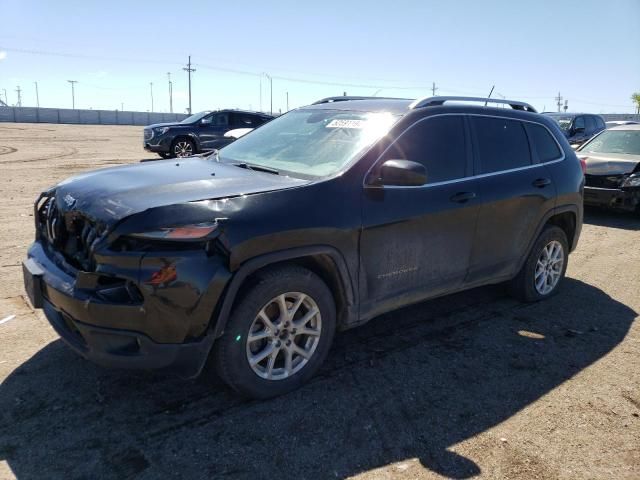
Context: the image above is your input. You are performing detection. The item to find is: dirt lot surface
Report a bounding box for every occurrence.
[0,123,638,479]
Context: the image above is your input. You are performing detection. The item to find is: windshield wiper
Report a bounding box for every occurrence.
[233,162,280,175]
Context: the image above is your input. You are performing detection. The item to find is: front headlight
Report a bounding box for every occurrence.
[154,127,170,135]
[129,222,218,241]
[622,173,640,188]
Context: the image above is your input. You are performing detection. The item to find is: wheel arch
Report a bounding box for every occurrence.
[514,204,579,275]
[210,246,357,339]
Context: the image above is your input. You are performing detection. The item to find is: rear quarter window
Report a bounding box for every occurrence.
[471,117,532,174]
[526,123,562,162]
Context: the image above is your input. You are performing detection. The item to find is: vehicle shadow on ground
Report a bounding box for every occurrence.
[0,279,635,479]
[584,206,640,231]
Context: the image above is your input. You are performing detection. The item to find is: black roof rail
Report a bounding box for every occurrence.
[312,96,410,105]
[409,96,537,113]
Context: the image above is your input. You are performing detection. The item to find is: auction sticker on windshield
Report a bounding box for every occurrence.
[326,119,365,129]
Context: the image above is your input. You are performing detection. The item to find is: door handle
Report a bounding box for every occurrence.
[450,191,476,203]
[532,178,552,188]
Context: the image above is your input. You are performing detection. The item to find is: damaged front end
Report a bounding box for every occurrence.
[583,164,640,213]
[24,191,240,378]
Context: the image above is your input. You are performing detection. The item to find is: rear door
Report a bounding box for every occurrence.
[198,112,229,150]
[360,115,481,317]
[466,116,558,284]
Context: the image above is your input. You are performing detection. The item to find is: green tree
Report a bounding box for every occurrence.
[632,92,640,114]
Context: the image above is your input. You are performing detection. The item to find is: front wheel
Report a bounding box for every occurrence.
[508,225,569,302]
[172,138,195,158]
[212,265,336,399]
[158,152,172,159]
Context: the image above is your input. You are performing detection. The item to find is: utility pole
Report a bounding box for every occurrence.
[15,86,22,107]
[67,80,78,109]
[34,82,39,108]
[2,89,7,105]
[121,102,124,111]
[167,72,173,113]
[150,82,154,112]
[262,73,272,115]
[259,76,262,112]
[183,55,196,114]
[286,91,289,112]
[431,82,438,96]
[555,92,563,113]
[563,100,568,112]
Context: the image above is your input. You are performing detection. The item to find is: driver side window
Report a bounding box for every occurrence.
[379,116,467,184]
[573,116,585,131]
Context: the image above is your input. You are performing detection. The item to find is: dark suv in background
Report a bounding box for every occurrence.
[23,96,583,399]
[544,112,606,147]
[144,109,273,158]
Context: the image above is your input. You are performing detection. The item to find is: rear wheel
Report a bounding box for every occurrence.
[213,265,336,399]
[508,225,569,302]
[172,138,195,158]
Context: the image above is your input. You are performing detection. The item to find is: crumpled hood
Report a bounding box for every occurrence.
[582,153,640,175]
[53,157,308,224]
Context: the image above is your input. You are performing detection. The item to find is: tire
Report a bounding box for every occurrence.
[158,152,172,159]
[508,225,569,302]
[171,138,196,158]
[213,265,336,399]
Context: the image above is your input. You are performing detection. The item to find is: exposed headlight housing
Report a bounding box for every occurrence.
[622,173,640,188]
[130,222,218,241]
[154,126,170,135]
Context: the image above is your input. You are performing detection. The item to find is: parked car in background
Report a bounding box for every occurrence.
[143,109,273,158]
[544,112,606,147]
[578,124,640,213]
[23,95,583,399]
[605,120,639,129]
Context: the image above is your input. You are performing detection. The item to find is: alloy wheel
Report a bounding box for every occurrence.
[174,141,193,157]
[534,240,565,295]
[245,292,322,380]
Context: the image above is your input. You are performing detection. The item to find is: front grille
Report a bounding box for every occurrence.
[585,174,625,189]
[38,196,102,271]
[144,129,153,141]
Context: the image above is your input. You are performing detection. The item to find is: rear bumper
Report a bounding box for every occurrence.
[584,186,640,212]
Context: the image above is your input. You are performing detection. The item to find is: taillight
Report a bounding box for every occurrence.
[578,156,588,175]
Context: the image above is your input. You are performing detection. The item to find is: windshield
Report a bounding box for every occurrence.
[581,130,640,155]
[180,111,212,124]
[218,109,398,177]
[549,116,573,132]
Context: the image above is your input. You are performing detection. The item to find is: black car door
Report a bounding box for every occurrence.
[198,112,229,150]
[360,115,481,318]
[465,116,557,284]
[569,115,587,145]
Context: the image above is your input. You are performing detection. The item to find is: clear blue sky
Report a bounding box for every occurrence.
[1,0,639,114]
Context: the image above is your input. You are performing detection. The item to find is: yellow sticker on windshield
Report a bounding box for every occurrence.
[326,119,364,129]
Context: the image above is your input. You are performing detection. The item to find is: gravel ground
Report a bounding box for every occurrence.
[0,123,638,480]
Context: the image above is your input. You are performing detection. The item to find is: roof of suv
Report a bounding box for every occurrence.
[305,96,539,116]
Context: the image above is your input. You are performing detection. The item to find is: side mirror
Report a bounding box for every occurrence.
[373,159,427,187]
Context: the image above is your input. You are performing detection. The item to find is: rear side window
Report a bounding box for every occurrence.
[471,117,531,173]
[527,123,562,162]
[381,115,467,184]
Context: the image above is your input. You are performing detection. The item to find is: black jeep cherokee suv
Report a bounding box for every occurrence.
[144,109,273,158]
[23,96,583,399]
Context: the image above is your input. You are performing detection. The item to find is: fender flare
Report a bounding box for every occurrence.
[210,245,356,339]
[515,204,580,274]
